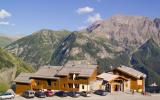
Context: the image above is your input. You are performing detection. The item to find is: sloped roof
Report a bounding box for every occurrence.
[31,66,62,79]
[57,64,97,77]
[115,65,146,78]
[14,73,34,83]
[97,73,120,82]
[65,60,97,66]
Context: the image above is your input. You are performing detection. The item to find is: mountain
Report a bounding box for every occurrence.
[87,15,160,47]
[154,18,160,29]
[5,29,71,69]
[0,36,13,47]
[131,38,160,86]
[50,31,131,73]
[5,15,160,86]
[0,48,34,93]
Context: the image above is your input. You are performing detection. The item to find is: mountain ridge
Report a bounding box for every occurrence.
[5,15,160,87]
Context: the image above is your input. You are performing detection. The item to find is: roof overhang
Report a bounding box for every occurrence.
[114,68,146,79]
[30,76,59,80]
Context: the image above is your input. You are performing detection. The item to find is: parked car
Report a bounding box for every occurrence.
[55,91,67,97]
[94,90,107,96]
[0,92,15,100]
[67,91,80,98]
[35,91,46,98]
[22,90,35,98]
[80,91,91,97]
[44,90,54,97]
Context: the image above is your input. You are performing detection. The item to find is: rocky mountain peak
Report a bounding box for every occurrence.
[87,15,160,47]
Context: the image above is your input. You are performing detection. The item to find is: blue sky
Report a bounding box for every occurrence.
[0,0,160,36]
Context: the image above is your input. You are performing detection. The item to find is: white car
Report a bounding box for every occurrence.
[0,92,15,100]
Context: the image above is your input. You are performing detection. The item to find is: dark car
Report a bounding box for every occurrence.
[35,91,46,98]
[80,91,91,97]
[94,90,107,96]
[55,91,67,97]
[67,91,80,98]
[44,90,54,97]
[22,90,35,98]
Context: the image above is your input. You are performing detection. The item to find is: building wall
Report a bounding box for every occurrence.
[130,79,144,92]
[33,79,59,91]
[79,84,90,92]
[58,75,89,91]
[89,69,97,81]
[58,68,97,91]
[16,83,31,94]
[17,67,97,92]
[113,69,145,92]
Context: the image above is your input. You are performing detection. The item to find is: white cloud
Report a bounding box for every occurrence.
[0,21,9,25]
[77,6,94,14]
[78,26,87,30]
[0,21,15,26]
[0,9,11,19]
[87,13,102,24]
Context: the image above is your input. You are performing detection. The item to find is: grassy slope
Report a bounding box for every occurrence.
[131,38,160,86]
[0,48,35,93]
[0,36,12,47]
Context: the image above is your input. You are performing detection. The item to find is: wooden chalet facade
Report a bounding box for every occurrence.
[97,65,146,93]
[15,61,146,94]
[55,64,97,91]
[14,73,36,94]
[14,60,97,94]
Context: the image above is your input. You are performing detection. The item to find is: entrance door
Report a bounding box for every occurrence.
[114,84,120,91]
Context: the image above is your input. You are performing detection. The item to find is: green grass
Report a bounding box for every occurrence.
[0,47,35,92]
[0,36,12,47]
[0,82,9,93]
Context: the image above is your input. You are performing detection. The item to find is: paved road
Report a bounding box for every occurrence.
[13,93,160,100]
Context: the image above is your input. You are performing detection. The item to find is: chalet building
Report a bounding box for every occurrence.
[14,61,146,94]
[55,64,97,91]
[97,65,146,93]
[14,60,97,94]
[14,73,36,94]
[30,66,62,91]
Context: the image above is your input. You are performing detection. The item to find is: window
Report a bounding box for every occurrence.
[54,83,56,86]
[82,85,84,89]
[47,79,51,86]
[69,74,73,80]
[37,81,40,85]
[137,80,142,85]
[64,84,65,88]
[126,83,128,87]
[68,83,73,88]
[75,84,79,88]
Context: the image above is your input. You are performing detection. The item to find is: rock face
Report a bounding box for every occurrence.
[5,15,160,86]
[6,29,71,69]
[88,15,160,47]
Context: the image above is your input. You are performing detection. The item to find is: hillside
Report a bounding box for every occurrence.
[5,15,160,86]
[0,36,13,47]
[131,38,160,86]
[6,29,71,69]
[0,48,34,93]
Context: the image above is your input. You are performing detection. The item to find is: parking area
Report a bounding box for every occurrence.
[13,93,160,100]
